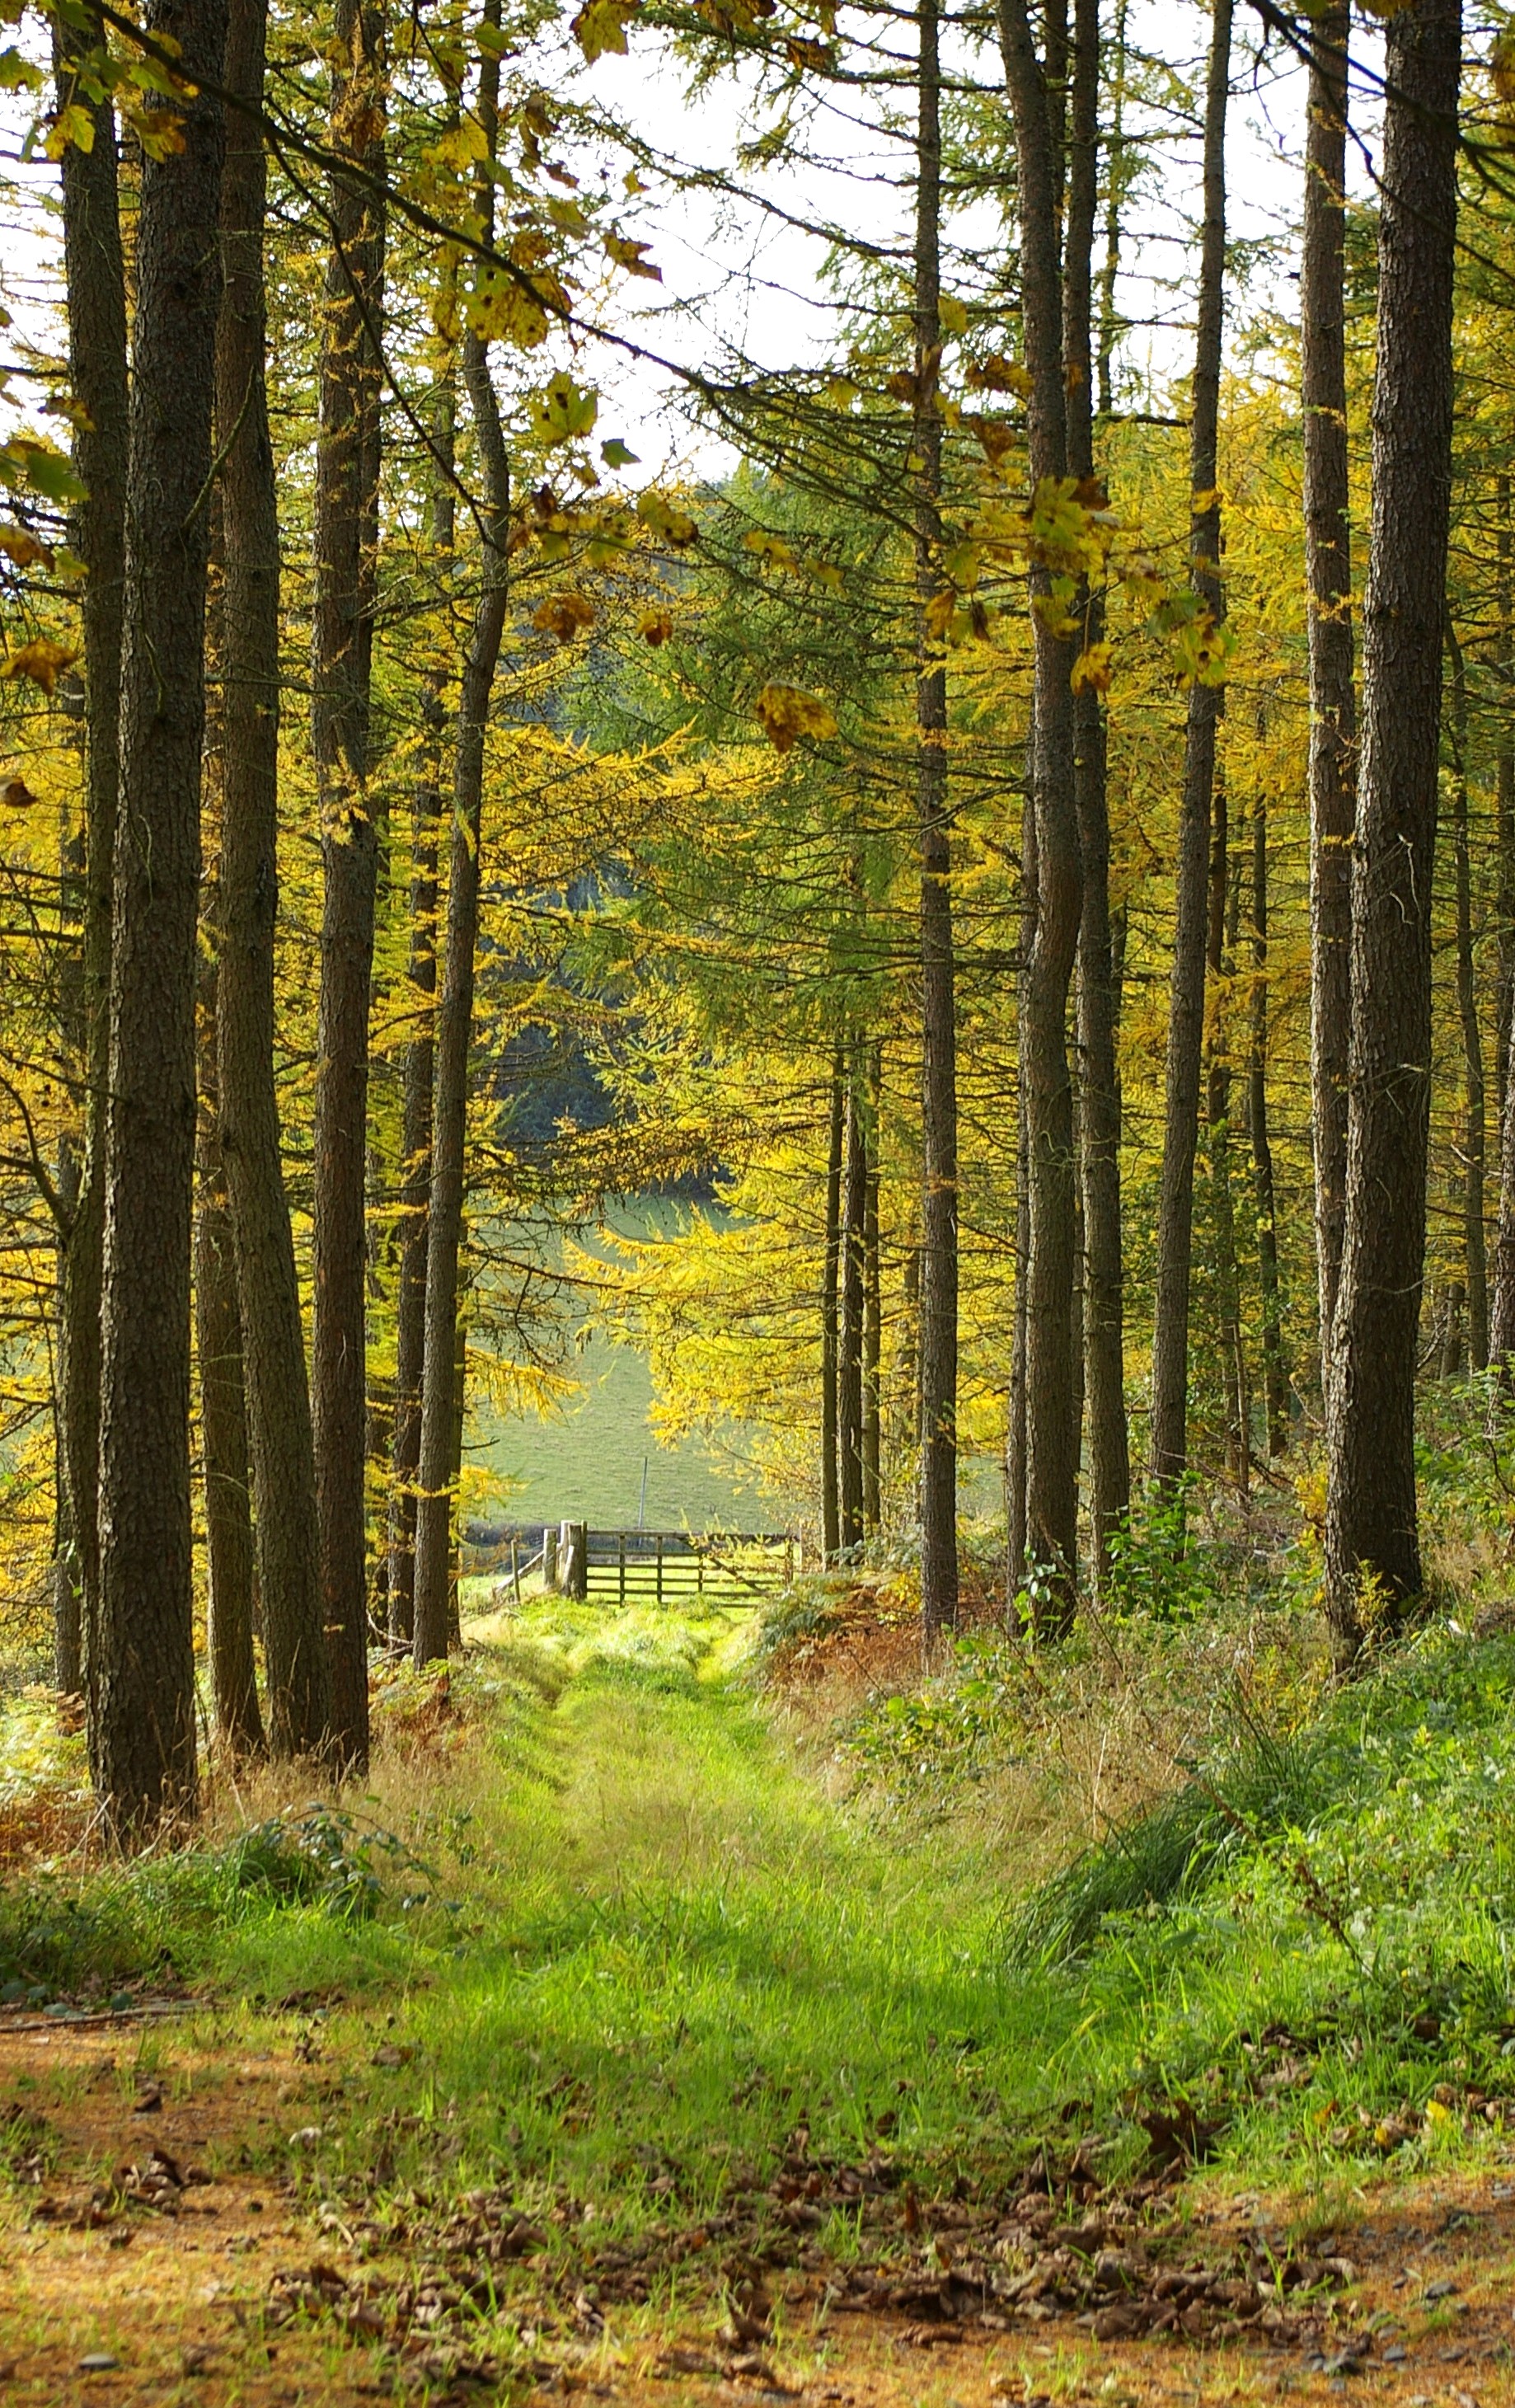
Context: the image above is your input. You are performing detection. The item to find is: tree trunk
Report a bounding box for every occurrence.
[1495,476,1515,1142]
[1493,481,1515,1377]
[839,1059,866,1551]
[1250,783,1290,1454]
[1323,0,1460,1665]
[51,19,129,1703]
[1008,775,1035,1608]
[1096,0,1130,422]
[1067,0,1128,1584]
[1000,0,1081,1627]
[915,0,959,1649]
[388,379,454,1645]
[1446,622,1488,1368]
[95,0,227,1833]
[1149,0,1231,1492]
[1206,774,1247,1483]
[311,0,386,1758]
[411,155,509,1669]
[821,1050,842,1563]
[216,0,330,1757]
[863,1055,882,1532]
[1304,3,1356,1373]
[195,932,264,1755]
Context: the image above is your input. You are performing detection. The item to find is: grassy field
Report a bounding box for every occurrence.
[467,1330,762,1533]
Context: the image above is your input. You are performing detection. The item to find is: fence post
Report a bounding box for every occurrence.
[618,1531,626,1608]
[543,1525,558,1591]
[565,1521,589,1601]
[656,1533,664,1606]
[510,1533,520,1609]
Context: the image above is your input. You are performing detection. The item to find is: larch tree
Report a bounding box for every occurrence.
[1066,0,1130,1586]
[94,0,228,1832]
[914,0,959,1647]
[1000,0,1082,1624]
[50,13,128,1701]
[216,0,331,1756]
[1148,0,1231,1492]
[1324,0,1461,1664]
[388,377,454,1645]
[411,29,510,1670]
[1302,2,1355,1368]
[311,0,387,1758]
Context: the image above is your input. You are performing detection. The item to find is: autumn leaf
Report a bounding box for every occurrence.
[965,353,1032,398]
[570,0,638,61]
[601,439,640,470]
[1071,641,1114,695]
[465,256,565,350]
[783,35,833,71]
[636,491,697,547]
[605,233,661,281]
[532,591,595,643]
[0,525,54,572]
[755,683,837,753]
[0,439,85,506]
[0,637,80,696]
[938,295,968,336]
[963,413,1014,468]
[638,608,673,645]
[529,372,598,446]
[1,776,39,808]
[45,101,96,158]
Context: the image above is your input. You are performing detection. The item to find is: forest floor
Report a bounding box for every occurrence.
[4,1580,1515,2408]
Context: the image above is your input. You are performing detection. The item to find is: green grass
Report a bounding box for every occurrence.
[8,1593,1515,2232]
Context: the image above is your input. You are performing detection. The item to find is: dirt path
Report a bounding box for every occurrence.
[7,2012,1515,2408]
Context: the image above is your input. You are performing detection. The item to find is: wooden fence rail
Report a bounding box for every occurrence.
[464,1520,799,1605]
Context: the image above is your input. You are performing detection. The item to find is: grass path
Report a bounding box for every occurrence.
[7,1605,1515,2405]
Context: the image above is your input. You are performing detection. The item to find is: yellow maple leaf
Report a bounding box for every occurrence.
[532,591,594,642]
[755,683,837,753]
[570,0,638,60]
[0,636,80,696]
[0,525,54,571]
[604,233,661,282]
[1071,641,1113,695]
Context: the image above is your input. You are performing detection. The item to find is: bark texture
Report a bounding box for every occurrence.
[1149,0,1231,1490]
[1447,626,1488,1368]
[52,20,128,1701]
[1250,785,1290,1454]
[95,0,227,1833]
[1324,0,1460,1664]
[216,0,330,1756]
[1067,0,1128,1584]
[821,1052,842,1563]
[1000,0,1082,1624]
[388,381,453,1644]
[1303,3,1356,1367]
[195,936,264,1755]
[839,1064,866,1551]
[311,0,386,1757]
[411,306,509,1665]
[915,0,959,1645]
